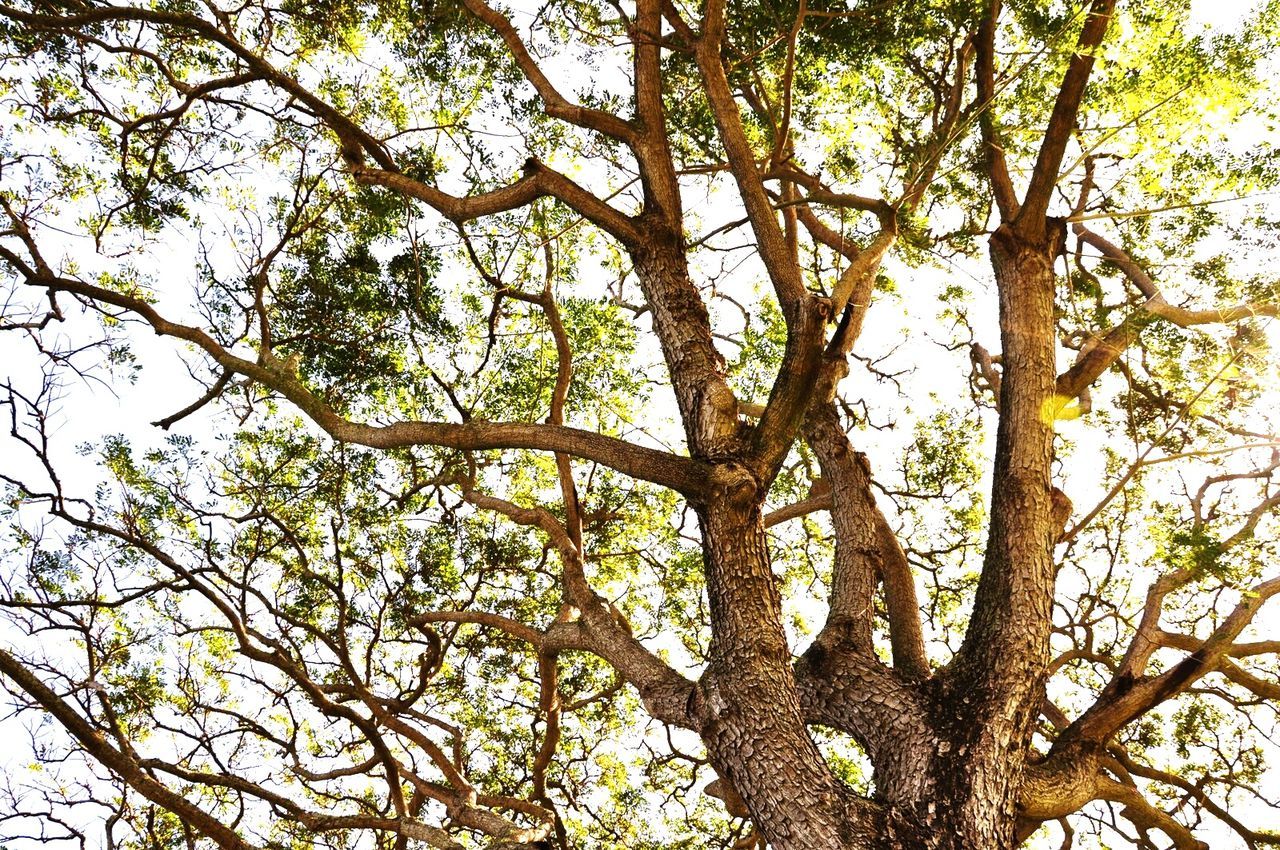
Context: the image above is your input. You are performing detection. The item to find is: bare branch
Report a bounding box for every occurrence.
[1067,574,1280,744]
[0,266,710,498]
[458,0,637,142]
[0,647,259,850]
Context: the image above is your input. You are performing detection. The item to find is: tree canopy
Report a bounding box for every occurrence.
[1,1,1279,849]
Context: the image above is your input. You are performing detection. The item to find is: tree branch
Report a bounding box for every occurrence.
[975,0,1019,219]
[1,266,708,498]
[694,0,806,311]
[0,648,259,850]
[459,490,697,728]
[351,161,641,244]
[1016,0,1117,230]
[804,398,929,678]
[457,0,637,142]
[1066,574,1280,744]
[0,4,397,170]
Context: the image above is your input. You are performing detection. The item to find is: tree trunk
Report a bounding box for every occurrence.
[695,497,1038,850]
[696,482,869,850]
[690,225,1065,850]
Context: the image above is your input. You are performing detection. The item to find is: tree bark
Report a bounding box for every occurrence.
[919,223,1062,850]
[694,475,871,850]
[757,224,1065,850]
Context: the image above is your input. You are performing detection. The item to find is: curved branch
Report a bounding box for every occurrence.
[0,647,259,850]
[763,492,831,528]
[694,0,805,311]
[769,167,894,219]
[0,4,396,170]
[0,268,709,498]
[803,398,929,679]
[975,0,1019,219]
[1056,205,1277,405]
[458,0,637,142]
[352,161,641,244]
[1066,574,1280,744]
[1017,751,1206,850]
[1094,777,1208,850]
[460,490,697,728]
[1112,747,1280,848]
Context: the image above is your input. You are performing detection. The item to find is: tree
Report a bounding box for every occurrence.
[1,0,1279,848]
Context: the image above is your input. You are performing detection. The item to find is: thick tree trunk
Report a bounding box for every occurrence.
[904,222,1062,850]
[623,179,1065,850]
[695,499,1038,850]
[689,225,1065,850]
[696,484,870,850]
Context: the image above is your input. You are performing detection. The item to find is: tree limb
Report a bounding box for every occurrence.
[0,266,709,499]
[458,0,637,142]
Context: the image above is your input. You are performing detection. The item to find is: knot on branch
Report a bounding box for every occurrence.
[706,462,759,511]
[705,776,750,819]
[970,342,1002,399]
[1051,487,1073,542]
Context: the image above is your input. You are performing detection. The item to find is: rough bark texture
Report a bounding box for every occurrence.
[697,496,861,850]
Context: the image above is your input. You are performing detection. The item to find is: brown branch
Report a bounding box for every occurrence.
[1112,747,1280,847]
[828,227,897,324]
[460,491,697,728]
[792,204,859,260]
[351,161,641,244]
[632,0,685,221]
[0,4,396,170]
[975,0,1018,219]
[1016,0,1117,230]
[771,0,808,167]
[1055,312,1150,402]
[762,492,832,528]
[1156,632,1280,659]
[1153,633,1280,699]
[961,0,1108,701]
[769,168,893,218]
[950,238,1059,698]
[694,0,806,312]
[804,393,929,679]
[749,297,831,479]
[534,242,584,551]
[745,172,899,475]
[660,0,696,44]
[1072,223,1277,325]
[152,369,232,429]
[458,0,637,142]
[410,610,551,647]
[1215,657,1280,700]
[0,648,259,850]
[0,268,709,498]
[1095,777,1208,850]
[899,35,973,212]
[1067,574,1280,744]
[1017,748,1223,850]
